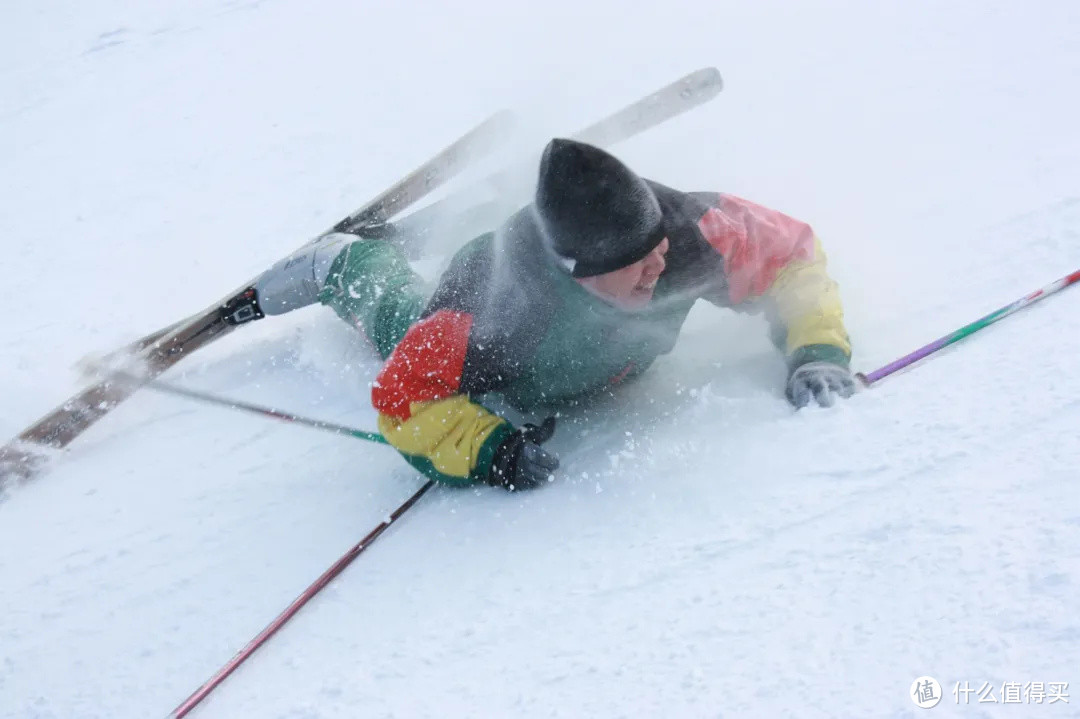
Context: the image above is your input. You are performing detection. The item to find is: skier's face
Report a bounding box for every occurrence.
[578,237,669,311]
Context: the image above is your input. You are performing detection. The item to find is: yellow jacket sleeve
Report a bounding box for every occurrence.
[697,194,851,364]
[376,396,513,486]
[768,236,851,357]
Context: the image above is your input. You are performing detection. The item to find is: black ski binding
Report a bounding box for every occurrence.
[220,287,265,326]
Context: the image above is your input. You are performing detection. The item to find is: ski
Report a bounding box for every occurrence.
[0,68,725,490]
[572,66,723,146]
[0,110,517,488]
[107,69,724,357]
[378,67,724,254]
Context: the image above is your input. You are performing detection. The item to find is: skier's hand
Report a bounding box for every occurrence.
[488,417,560,491]
[786,361,856,408]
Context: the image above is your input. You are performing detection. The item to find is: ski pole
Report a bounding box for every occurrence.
[102,369,387,445]
[856,268,1080,386]
[168,479,435,718]
[115,366,426,716]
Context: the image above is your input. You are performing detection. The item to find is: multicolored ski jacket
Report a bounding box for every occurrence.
[373,181,851,486]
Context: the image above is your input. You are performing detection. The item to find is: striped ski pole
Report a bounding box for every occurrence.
[118,368,424,717]
[103,369,387,445]
[856,269,1080,386]
[168,479,435,718]
[95,370,425,716]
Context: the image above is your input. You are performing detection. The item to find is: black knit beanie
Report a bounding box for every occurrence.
[535,138,665,277]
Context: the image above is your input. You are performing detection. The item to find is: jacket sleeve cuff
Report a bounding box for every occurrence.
[468,421,515,485]
[788,343,851,372]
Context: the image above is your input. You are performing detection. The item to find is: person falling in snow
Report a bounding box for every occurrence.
[255,139,855,490]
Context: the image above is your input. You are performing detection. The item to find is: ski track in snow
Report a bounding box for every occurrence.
[3,1,1080,717]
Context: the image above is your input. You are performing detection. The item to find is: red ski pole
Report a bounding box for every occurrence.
[168,480,434,718]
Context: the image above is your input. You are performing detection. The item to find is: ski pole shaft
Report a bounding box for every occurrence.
[105,370,387,445]
[168,479,435,718]
[856,268,1080,386]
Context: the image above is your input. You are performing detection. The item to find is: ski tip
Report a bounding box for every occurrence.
[684,67,723,97]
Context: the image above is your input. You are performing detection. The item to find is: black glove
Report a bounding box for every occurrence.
[488,417,560,491]
[786,361,857,408]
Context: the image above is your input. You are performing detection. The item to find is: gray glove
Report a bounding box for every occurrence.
[786,361,857,408]
[488,417,560,491]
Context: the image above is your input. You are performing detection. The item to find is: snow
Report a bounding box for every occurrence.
[3,0,1080,717]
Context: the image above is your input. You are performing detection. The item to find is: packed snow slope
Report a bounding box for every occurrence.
[3,1,1080,717]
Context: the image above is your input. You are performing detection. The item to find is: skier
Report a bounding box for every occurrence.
[255,139,854,490]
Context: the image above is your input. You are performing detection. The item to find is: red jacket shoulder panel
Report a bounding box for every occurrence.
[697,194,815,303]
